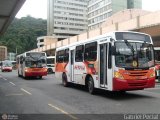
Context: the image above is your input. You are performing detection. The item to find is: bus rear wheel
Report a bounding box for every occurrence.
[62,73,69,87]
[88,77,95,94]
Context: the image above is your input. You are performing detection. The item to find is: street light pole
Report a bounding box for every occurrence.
[16,47,17,55]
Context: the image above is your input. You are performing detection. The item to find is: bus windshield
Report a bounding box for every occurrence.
[47,57,55,65]
[25,53,46,68]
[115,41,154,69]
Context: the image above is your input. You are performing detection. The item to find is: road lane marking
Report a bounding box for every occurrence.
[48,103,78,120]
[21,88,32,95]
[5,93,23,96]
[3,78,7,81]
[9,82,16,86]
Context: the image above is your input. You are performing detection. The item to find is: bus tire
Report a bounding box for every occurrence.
[119,91,126,94]
[88,77,95,94]
[18,71,20,77]
[62,73,68,87]
[47,68,53,74]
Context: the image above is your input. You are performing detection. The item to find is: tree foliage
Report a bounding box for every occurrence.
[0,16,47,54]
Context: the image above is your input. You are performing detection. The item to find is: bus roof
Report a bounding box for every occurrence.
[56,31,152,51]
[17,51,46,57]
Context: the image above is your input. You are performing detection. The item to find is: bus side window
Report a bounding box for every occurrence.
[84,42,97,61]
[64,49,69,63]
[108,43,112,69]
[57,50,64,63]
[60,50,64,63]
[56,51,59,63]
[75,45,84,62]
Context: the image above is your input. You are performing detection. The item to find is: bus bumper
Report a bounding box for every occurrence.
[113,77,155,91]
[25,71,47,77]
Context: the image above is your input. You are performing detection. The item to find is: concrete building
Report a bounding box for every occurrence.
[88,0,142,30]
[8,52,16,61]
[0,46,7,61]
[102,9,150,27]
[31,9,160,54]
[37,36,58,48]
[37,36,58,56]
[47,0,88,41]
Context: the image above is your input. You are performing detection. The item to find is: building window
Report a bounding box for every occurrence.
[40,39,44,42]
[40,45,44,47]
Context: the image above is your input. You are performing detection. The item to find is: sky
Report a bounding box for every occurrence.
[16,0,47,19]
[16,0,160,19]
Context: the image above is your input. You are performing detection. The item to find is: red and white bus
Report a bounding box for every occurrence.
[154,47,160,78]
[17,51,47,79]
[55,31,155,94]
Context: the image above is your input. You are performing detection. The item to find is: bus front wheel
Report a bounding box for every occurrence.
[39,76,42,79]
[47,68,53,74]
[18,71,20,77]
[88,77,95,94]
[62,73,68,87]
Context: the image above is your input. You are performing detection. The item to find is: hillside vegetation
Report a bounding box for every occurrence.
[0,16,47,54]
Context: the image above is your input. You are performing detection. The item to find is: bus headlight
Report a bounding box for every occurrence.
[149,68,155,78]
[150,72,155,78]
[114,71,124,79]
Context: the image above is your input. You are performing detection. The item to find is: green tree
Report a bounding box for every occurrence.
[0,16,47,54]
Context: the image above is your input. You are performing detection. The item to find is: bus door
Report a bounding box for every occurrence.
[70,50,75,82]
[99,43,109,88]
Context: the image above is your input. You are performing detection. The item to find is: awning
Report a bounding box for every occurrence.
[0,0,26,35]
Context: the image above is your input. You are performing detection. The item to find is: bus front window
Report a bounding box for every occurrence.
[25,57,46,68]
[115,42,154,69]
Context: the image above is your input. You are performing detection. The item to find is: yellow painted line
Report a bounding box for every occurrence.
[9,82,16,86]
[48,104,78,120]
[5,93,23,96]
[21,88,32,95]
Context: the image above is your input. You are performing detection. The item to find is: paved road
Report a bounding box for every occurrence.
[0,70,160,120]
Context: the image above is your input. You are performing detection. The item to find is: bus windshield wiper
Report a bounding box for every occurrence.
[124,40,135,56]
[124,40,139,67]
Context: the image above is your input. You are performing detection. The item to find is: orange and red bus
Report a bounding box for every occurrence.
[17,51,47,79]
[55,31,155,94]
